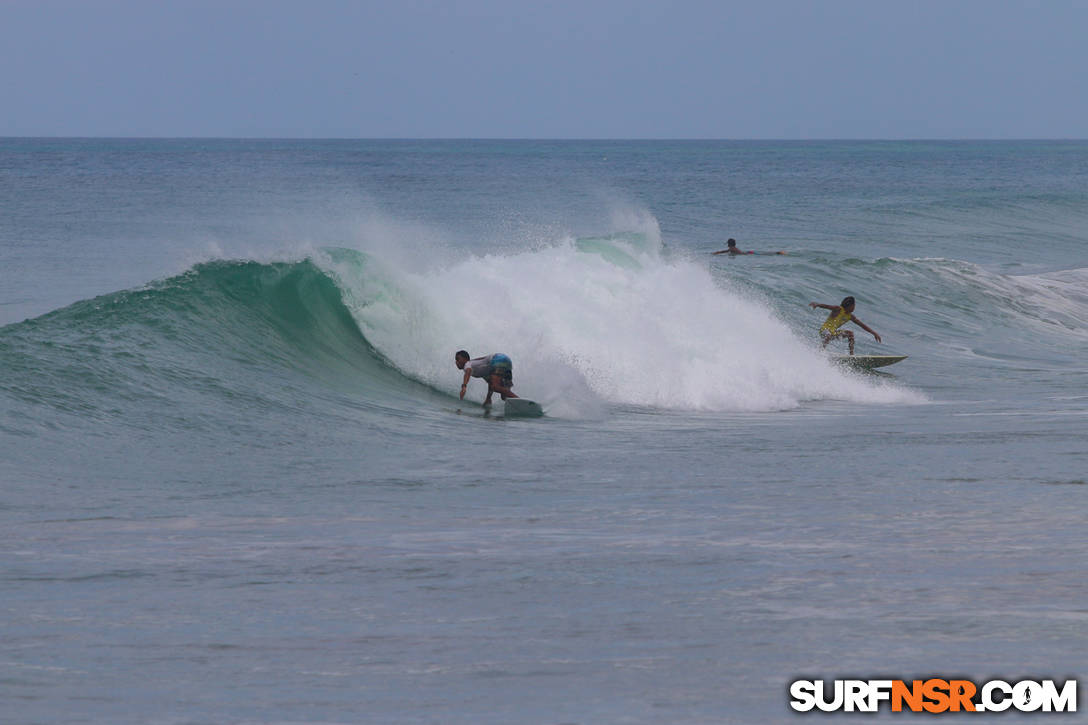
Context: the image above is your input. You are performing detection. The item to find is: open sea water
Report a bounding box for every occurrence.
[2,139,1086,724]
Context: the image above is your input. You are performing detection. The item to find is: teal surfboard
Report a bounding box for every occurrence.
[503,398,544,417]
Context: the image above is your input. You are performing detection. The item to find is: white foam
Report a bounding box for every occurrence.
[1010,267,1088,336]
[333,232,924,415]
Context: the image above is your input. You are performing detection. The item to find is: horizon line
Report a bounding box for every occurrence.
[3,135,1088,143]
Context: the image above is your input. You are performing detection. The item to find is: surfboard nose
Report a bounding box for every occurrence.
[503,399,544,417]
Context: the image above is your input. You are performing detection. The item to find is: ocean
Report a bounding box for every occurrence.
[2,139,1086,724]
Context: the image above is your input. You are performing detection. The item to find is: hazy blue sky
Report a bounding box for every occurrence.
[3,0,1086,138]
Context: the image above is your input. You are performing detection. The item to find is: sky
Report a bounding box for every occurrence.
[2,0,1087,139]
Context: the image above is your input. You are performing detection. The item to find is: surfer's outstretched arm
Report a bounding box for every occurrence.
[809,302,835,311]
[851,317,882,343]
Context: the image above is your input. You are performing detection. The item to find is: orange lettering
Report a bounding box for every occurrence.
[892,680,924,712]
[949,680,977,712]
[922,679,951,713]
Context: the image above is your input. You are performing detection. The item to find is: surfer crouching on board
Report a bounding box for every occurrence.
[809,296,881,355]
[455,351,519,406]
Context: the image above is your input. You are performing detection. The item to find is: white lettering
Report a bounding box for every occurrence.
[982,680,1013,712]
[867,680,893,711]
[789,680,816,712]
[816,680,844,712]
[844,680,869,712]
[1041,679,1077,712]
[1014,680,1043,712]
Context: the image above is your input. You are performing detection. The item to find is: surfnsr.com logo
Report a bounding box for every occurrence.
[789,679,1077,713]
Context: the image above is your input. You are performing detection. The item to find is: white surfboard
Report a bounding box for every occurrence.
[503,398,544,417]
[833,354,908,370]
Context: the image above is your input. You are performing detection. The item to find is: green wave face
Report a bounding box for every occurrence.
[0,258,433,434]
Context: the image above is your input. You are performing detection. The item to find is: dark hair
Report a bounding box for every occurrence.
[840,296,855,308]
[455,350,470,360]
[727,238,737,247]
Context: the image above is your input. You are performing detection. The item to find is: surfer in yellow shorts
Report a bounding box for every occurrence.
[809,296,881,355]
